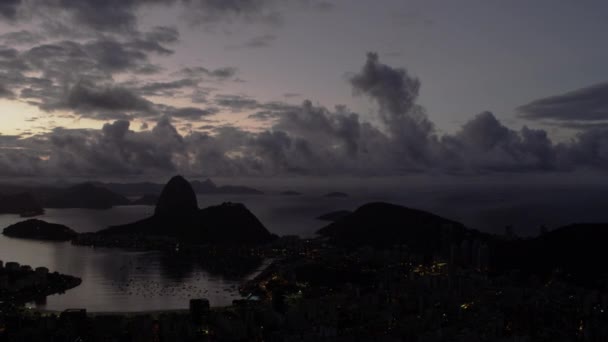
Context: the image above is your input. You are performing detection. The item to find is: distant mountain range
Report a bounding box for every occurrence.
[0,178,264,212]
[96,178,264,196]
[44,183,131,209]
[0,192,44,217]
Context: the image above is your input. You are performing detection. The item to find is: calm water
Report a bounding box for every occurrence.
[0,194,355,312]
[2,187,608,312]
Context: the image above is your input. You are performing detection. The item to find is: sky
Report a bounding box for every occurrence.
[0,0,608,180]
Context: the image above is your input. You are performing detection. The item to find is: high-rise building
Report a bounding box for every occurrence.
[190,298,210,325]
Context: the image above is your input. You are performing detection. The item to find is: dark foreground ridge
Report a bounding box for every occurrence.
[3,219,77,241]
[318,202,608,285]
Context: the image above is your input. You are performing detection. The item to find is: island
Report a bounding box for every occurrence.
[3,219,78,241]
[74,175,277,249]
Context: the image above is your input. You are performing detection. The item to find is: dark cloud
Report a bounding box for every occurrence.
[177,66,238,80]
[440,112,557,172]
[59,80,155,116]
[0,0,21,20]
[0,84,15,99]
[48,0,139,33]
[1,0,333,36]
[0,30,41,45]
[350,52,435,165]
[248,111,278,121]
[3,52,608,178]
[138,79,199,96]
[546,121,608,131]
[214,94,259,111]
[143,26,180,44]
[560,128,608,169]
[39,118,186,176]
[0,30,184,117]
[180,0,283,27]
[518,82,608,122]
[243,34,277,48]
[84,38,169,73]
[165,106,219,119]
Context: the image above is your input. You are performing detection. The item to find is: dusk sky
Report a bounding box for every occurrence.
[1,0,608,179]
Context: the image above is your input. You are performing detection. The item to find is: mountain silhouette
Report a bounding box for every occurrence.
[318,202,478,254]
[97,176,275,245]
[154,175,198,217]
[98,178,263,196]
[0,192,44,217]
[44,183,130,209]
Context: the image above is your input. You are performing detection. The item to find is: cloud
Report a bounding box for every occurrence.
[556,127,608,170]
[439,111,557,172]
[0,31,195,119]
[0,84,15,98]
[61,80,155,114]
[177,66,238,80]
[518,82,608,122]
[3,52,608,178]
[350,52,435,165]
[0,0,21,20]
[180,0,283,27]
[138,79,199,96]
[214,94,260,111]
[37,118,186,176]
[163,106,219,119]
[0,30,41,45]
[143,26,180,44]
[1,0,334,37]
[240,34,277,48]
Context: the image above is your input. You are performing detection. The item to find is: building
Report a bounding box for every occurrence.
[189,299,210,325]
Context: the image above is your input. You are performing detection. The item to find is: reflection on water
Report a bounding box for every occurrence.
[2,188,608,311]
[0,194,338,312]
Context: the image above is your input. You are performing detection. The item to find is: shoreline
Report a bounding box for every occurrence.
[31,307,236,316]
